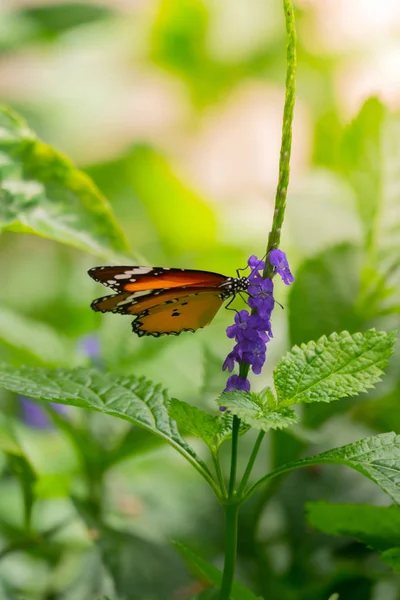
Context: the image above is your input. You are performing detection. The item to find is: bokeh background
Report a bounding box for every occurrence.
[1,1,400,599]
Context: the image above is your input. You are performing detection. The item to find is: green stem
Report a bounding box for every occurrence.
[219,417,240,599]
[219,501,240,600]
[212,451,228,499]
[263,0,297,279]
[243,455,329,503]
[228,416,240,497]
[218,2,297,597]
[237,431,266,496]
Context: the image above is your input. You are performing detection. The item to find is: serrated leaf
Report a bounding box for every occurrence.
[168,398,231,451]
[0,105,130,259]
[218,389,299,432]
[306,502,400,551]
[274,329,396,407]
[0,364,214,487]
[174,542,263,600]
[246,432,400,504]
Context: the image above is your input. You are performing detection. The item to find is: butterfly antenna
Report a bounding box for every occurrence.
[236,251,270,280]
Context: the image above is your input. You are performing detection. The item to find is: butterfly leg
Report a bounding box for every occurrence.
[224,293,241,315]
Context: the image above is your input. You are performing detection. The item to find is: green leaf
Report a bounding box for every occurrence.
[168,398,231,451]
[188,589,219,600]
[274,329,396,407]
[340,97,385,248]
[0,304,79,366]
[0,578,19,600]
[105,427,167,469]
[175,542,263,600]
[128,145,216,255]
[0,364,216,490]
[306,501,400,577]
[288,244,363,347]
[0,416,37,530]
[218,388,299,431]
[0,415,22,456]
[34,473,71,499]
[380,547,400,574]
[306,502,400,551]
[7,454,37,530]
[74,497,187,599]
[340,98,400,273]
[353,383,400,434]
[0,105,130,258]
[246,432,400,504]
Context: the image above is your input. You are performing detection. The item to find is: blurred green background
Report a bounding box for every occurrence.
[1,0,400,598]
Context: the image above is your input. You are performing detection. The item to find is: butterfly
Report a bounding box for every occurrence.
[88,266,249,337]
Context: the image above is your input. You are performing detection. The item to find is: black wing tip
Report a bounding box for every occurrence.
[88,266,107,281]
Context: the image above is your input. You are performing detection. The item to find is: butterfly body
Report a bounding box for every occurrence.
[88,266,249,337]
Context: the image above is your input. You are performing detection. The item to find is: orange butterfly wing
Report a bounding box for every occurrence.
[89,266,236,336]
[91,287,218,316]
[132,291,226,337]
[88,266,227,292]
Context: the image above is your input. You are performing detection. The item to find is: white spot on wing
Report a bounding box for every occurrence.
[114,273,135,280]
[128,267,153,275]
[116,290,153,306]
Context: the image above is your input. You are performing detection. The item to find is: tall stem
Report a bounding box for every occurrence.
[219,501,240,600]
[263,0,297,279]
[228,416,240,497]
[219,415,240,600]
[219,2,297,597]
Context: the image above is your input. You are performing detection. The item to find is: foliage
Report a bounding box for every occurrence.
[0,106,130,259]
[0,2,400,600]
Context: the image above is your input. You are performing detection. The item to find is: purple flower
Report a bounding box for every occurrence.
[222,250,293,391]
[241,339,267,374]
[269,249,294,285]
[78,334,101,359]
[20,397,67,429]
[223,347,241,372]
[248,255,265,280]
[224,375,251,392]
[248,278,274,318]
[226,310,250,339]
[77,334,103,369]
[226,310,262,343]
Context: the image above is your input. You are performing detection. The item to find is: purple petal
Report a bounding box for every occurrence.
[20,397,67,429]
[224,375,251,392]
[269,249,294,286]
